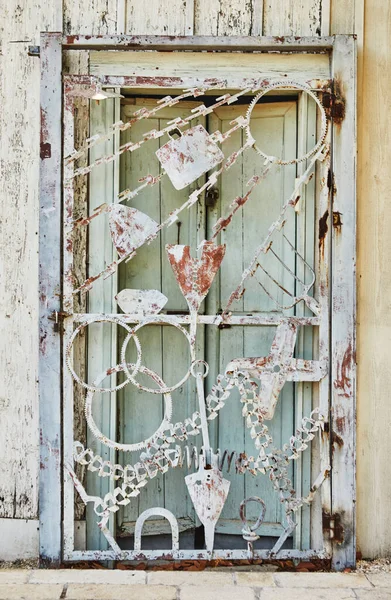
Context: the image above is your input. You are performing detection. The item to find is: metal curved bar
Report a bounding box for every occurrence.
[134,508,179,552]
[85,363,173,452]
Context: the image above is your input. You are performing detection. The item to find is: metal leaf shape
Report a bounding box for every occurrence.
[109,205,158,257]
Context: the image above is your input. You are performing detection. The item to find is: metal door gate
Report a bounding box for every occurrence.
[39,34,356,569]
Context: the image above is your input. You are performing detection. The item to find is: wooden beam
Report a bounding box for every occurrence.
[330,34,357,571]
[62,34,338,52]
[39,31,63,567]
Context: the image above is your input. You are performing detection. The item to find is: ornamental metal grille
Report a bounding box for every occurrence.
[39,34,356,569]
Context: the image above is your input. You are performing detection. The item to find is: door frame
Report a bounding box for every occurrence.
[39,33,356,569]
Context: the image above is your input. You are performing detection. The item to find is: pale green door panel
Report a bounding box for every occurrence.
[117,100,207,536]
[206,101,299,537]
[87,96,316,548]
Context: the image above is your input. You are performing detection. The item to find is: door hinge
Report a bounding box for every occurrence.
[49,310,71,332]
[322,85,345,124]
[322,512,344,544]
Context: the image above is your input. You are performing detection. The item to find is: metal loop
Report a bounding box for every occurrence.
[121,315,195,394]
[85,363,173,452]
[190,359,210,378]
[245,80,328,165]
[240,496,267,535]
[66,316,141,393]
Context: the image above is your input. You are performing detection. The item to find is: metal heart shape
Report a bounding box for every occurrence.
[166,241,226,310]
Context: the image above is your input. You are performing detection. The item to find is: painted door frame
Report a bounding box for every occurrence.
[39,33,356,569]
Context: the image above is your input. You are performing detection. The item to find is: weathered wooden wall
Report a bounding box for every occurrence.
[0,0,390,559]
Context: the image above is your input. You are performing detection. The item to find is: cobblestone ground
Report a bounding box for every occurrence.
[0,570,390,599]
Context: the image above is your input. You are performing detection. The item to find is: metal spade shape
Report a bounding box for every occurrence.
[185,454,230,552]
[166,241,226,311]
[156,124,224,190]
[115,289,168,316]
[109,205,158,258]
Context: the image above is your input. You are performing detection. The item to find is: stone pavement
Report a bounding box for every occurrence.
[0,570,390,599]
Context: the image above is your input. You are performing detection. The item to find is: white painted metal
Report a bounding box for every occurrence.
[134,508,180,551]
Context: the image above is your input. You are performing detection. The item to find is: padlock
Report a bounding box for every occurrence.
[156,124,224,190]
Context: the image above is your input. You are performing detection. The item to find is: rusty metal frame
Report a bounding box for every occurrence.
[39,33,356,570]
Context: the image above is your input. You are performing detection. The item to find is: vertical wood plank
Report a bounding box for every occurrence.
[0,0,61,529]
[331,35,356,570]
[125,0,194,35]
[356,0,391,560]
[195,0,262,35]
[330,0,355,34]
[39,32,62,566]
[263,0,322,36]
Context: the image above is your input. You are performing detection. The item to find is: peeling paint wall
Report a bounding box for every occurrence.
[0,0,390,560]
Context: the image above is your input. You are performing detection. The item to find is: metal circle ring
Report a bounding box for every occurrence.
[245,80,328,165]
[120,315,195,394]
[190,359,209,378]
[66,315,142,393]
[85,363,173,452]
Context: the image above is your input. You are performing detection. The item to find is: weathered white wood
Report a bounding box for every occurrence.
[126,0,194,35]
[330,0,355,34]
[0,519,39,560]
[263,0,323,36]
[194,0,262,35]
[330,34,356,570]
[39,32,63,565]
[65,34,335,50]
[0,0,60,527]
[68,547,328,561]
[90,50,330,86]
[62,0,120,555]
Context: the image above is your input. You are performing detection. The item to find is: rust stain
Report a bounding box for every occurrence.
[332,430,344,448]
[166,243,226,310]
[40,108,51,159]
[334,341,354,399]
[322,511,344,544]
[322,79,346,125]
[318,209,329,256]
[333,211,343,234]
[335,414,346,434]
